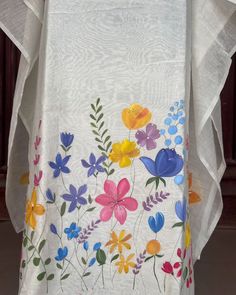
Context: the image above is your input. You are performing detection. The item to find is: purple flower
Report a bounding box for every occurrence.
[135,123,160,150]
[64,222,81,240]
[50,224,57,235]
[81,153,107,177]
[175,199,187,222]
[60,132,74,148]
[62,184,87,212]
[48,153,71,178]
[55,247,68,261]
[140,148,183,177]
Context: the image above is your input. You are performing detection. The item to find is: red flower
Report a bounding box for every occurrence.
[177,248,182,258]
[34,154,40,166]
[161,262,173,274]
[34,136,41,150]
[173,262,181,269]
[177,268,182,277]
[34,171,43,186]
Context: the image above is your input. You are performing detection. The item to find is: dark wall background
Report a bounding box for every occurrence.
[0,30,236,226]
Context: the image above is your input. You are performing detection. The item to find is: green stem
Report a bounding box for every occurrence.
[65,259,88,290]
[153,256,161,293]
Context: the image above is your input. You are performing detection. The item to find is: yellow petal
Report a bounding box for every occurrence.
[128,262,136,268]
[111,231,118,242]
[123,242,131,250]
[122,233,132,242]
[118,264,124,273]
[119,230,126,240]
[118,243,122,253]
[185,223,191,248]
[127,253,135,261]
[124,264,129,273]
[110,244,117,253]
[189,191,201,204]
[31,189,37,206]
[29,213,36,230]
[34,204,45,216]
[119,156,131,168]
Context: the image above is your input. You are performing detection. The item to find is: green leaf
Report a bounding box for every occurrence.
[96,249,106,265]
[90,122,97,128]
[172,222,184,228]
[96,113,104,123]
[145,177,157,187]
[106,141,112,152]
[21,260,26,268]
[98,121,105,131]
[45,258,51,265]
[88,194,93,204]
[33,257,40,266]
[144,256,154,262]
[37,272,46,281]
[98,145,106,152]
[95,137,103,143]
[108,169,115,176]
[155,254,164,258]
[47,274,54,280]
[101,129,108,138]
[81,257,87,265]
[83,272,91,277]
[38,239,46,253]
[23,237,28,247]
[91,104,96,112]
[96,98,100,106]
[60,202,66,216]
[159,178,166,187]
[104,136,110,144]
[28,245,34,251]
[56,263,62,269]
[92,130,100,136]
[61,273,70,280]
[183,267,188,280]
[111,254,119,263]
[86,207,96,212]
[155,178,160,189]
[90,114,96,121]
[96,105,102,114]
[30,231,35,241]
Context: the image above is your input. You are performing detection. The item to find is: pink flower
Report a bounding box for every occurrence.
[95,178,138,225]
[34,136,41,150]
[161,262,173,274]
[173,262,181,269]
[34,154,40,166]
[34,171,43,186]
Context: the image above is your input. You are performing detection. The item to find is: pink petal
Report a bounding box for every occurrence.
[104,180,117,197]
[95,194,114,206]
[100,206,113,222]
[120,197,138,211]
[114,205,127,225]
[117,178,130,200]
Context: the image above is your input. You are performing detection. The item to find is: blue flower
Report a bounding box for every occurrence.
[88,257,96,267]
[175,199,187,222]
[81,153,107,177]
[140,148,184,178]
[93,242,101,251]
[62,184,88,212]
[50,224,57,235]
[83,241,89,251]
[60,132,74,148]
[46,189,55,202]
[48,153,71,178]
[148,212,165,233]
[55,247,68,261]
[64,222,81,240]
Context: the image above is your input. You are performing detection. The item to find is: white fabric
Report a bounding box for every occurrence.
[0,1,236,294]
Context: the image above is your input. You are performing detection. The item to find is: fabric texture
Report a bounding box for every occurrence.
[0,0,236,294]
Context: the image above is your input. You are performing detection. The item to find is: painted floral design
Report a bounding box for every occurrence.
[115,254,136,273]
[62,184,88,212]
[135,123,160,150]
[105,230,132,253]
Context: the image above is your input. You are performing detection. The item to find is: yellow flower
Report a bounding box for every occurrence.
[122,103,152,130]
[109,139,140,167]
[146,239,161,255]
[105,230,132,253]
[19,172,29,185]
[115,253,136,273]
[188,173,201,204]
[25,188,45,230]
[185,222,191,248]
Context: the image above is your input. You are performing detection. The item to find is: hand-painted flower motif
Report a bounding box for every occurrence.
[105,230,132,253]
[161,262,174,274]
[64,222,81,240]
[60,132,74,148]
[50,223,57,235]
[81,153,107,177]
[34,170,43,186]
[34,136,41,150]
[122,103,152,130]
[48,153,71,178]
[33,154,40,166]
[109,139,140,168]
[46,188,55,202]
[83,241,89,251]
[88,257,96,267]
[95,178,138,224]
[140,148,184,188]
[19,172,29,185]
[25,188,45,230]
[185,222,191,248]
[135,123,160,150]
[115,253,136,273]
[62,184,87,212]
[188,173,201,204]
[93,242,102,251]
[55,247,68,261]
[148,212,165,233]
[146,239,161,255]
[175,198,187,222]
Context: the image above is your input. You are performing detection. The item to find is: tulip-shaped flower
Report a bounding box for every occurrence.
[148,212,165,233]
[140,148,184,189]
[161,262,174,274]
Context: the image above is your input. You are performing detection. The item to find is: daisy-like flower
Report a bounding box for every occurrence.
[81,153,107,177]
[135,123,160,150]
[115,253,136,273]
[62,184,87,212]
[105,230,132,253]
[109,139,140,168]
[64,222,81,240]
[48,153,71,178]
[25,188,45,230]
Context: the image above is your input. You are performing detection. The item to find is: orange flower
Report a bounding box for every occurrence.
[25,188,45,230]
[188,173,201,204]
[115,253,136,273]
[122,103,152,130]
[105,230,132,253]
[19,172,29,185]
[146,239,161,255]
